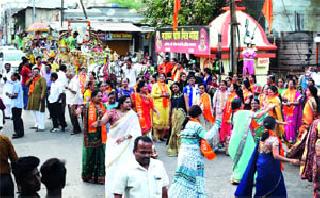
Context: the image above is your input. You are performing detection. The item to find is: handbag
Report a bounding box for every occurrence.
[200,139,216,160]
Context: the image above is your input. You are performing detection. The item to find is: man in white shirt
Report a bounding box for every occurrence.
[65,71,83,135]
[35,56,46,76]
[56,65,69,119]
[122,58,138,88]
[310,67,320,88]
[48,73,67,133]
[1,63,13,118]
[113,136,169,198]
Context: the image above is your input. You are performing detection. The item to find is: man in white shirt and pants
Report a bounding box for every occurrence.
[122,58,138,88]
[113,136,169,198]
[56,65,69,119]
[65,71,83,135]
[48,73,67,132]
[1,63,13,118]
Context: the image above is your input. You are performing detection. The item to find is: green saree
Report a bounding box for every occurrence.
[81,103,106,184]
[228,110,255,183]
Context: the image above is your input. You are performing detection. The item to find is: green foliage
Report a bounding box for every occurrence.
[142,0,226,27]
[108,0,143,10]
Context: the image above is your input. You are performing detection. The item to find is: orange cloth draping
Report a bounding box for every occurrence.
[200,93,215,124]
[87,102,107,143]
[28,76,40,95]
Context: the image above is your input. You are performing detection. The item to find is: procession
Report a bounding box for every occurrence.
[0,0,320,197]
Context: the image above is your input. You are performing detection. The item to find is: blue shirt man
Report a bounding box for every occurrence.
[10,73,24,138]
[11,79,24,109]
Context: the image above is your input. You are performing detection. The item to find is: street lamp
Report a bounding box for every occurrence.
[314,34,320,69]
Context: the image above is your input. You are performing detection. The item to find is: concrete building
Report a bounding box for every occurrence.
[0,0,27,44]
[241,0,320,73]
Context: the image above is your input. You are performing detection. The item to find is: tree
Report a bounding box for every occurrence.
[108,0,143,10]
[142,0,226,28]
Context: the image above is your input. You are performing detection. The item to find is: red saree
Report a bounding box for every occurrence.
[220,92,236,143]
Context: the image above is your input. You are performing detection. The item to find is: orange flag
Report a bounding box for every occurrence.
[262,0,273,34]
[173,0,181,30]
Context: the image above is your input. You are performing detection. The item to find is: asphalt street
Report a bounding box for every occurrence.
[2,109,313,197]
[0,82,312,198]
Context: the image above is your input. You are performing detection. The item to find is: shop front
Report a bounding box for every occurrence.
[97,32,133,56]
[90,21,143,56]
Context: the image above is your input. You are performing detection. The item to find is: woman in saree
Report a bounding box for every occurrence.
[266,86,284,137]
[151,73,171,141]
[259,84,269,108]
[91,95,141,197]
[228,99,275,184]
[78,90,107,184]
[100,82,114,104]
[281,79,302,143]
[167,83,186,157]
[248,74,256,91]
[212,80,228,146]
[277,78,286,96]
[117,78,134,98]
[300,119,320,197]
[79,67,87,94]
[250,99,269,143]
[199,83,220,150]
[199,84,215,129]
[288,85,320,166]
[168,105,221,198]
[242,78,253,110]
[83,81,94,103]
[297,85,319,141]
[132,80,158,137]
[235,116,299,197]
[220,83,240,146]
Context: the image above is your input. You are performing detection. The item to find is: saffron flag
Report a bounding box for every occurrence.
[262,0,273,34]
[173,0,181,30]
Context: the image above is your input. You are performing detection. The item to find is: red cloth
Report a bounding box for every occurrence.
[131,93,154,135]
[158,62,174,76]
[262,0,273,33]
[20,66,31,86]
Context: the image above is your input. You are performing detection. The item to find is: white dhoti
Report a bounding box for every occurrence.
[32,110,45,129]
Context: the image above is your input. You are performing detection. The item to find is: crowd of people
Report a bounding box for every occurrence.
[0,47,320,197]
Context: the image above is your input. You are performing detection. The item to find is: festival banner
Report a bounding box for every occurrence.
[155,26,210,55]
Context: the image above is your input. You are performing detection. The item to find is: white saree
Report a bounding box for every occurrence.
[105,109,141,197]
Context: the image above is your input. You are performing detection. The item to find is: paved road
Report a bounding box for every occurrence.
[3,109,313,198]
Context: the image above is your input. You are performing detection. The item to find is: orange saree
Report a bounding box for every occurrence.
[266,95,284,137]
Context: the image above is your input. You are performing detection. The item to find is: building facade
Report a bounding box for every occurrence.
[242,0,320,72]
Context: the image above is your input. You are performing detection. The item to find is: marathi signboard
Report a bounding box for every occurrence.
[97,33,133,41]
[155,26,210,55]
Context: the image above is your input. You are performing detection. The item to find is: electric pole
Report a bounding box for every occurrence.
[230,0,237,74]
[32,0,36,23]
[80,0,88,19]
[61,0,64,27]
